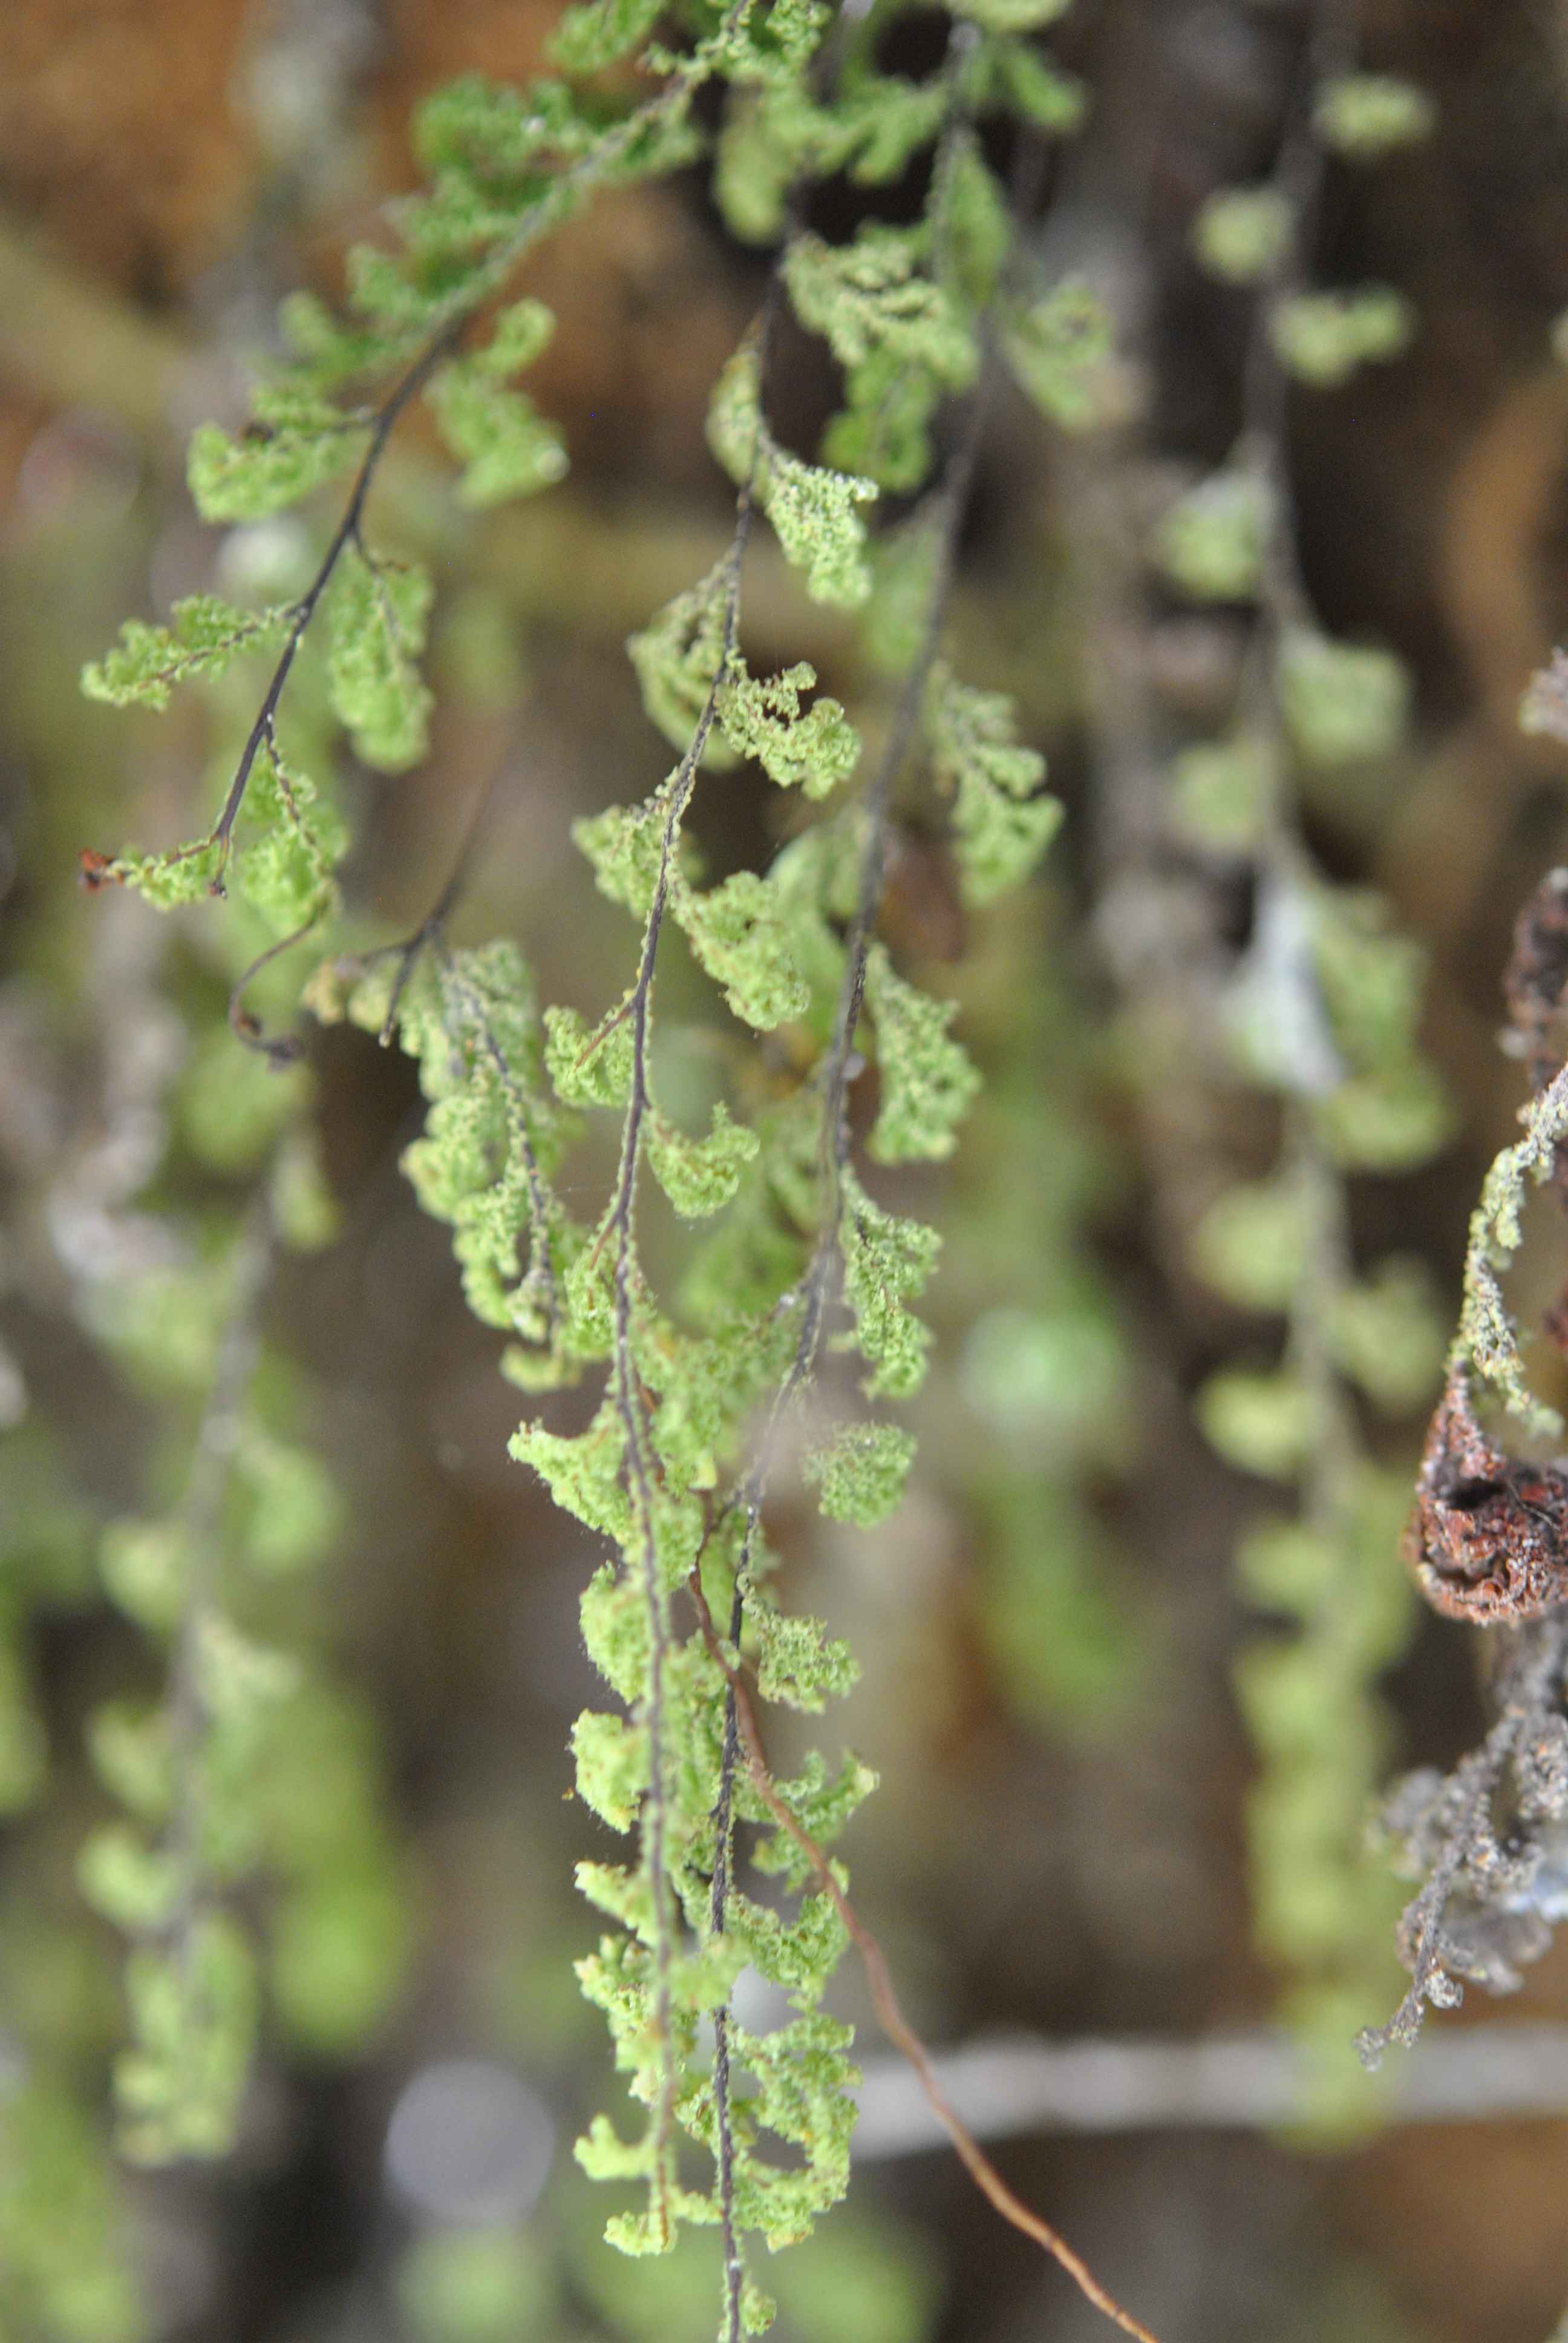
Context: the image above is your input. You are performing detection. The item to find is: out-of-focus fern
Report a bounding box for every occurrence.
[1168,24,1444,2121]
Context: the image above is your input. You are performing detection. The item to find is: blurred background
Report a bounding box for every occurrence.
[5,0,1568,2338]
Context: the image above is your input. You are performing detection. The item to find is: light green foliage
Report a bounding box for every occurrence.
[575,791,670,919]
[1197,1368,1322,1481]
[942,136,1011,307]
[104,736,346,932]
[1277,630,1409,766]
[77,1827,179,1935]
[976,1478,1140,1733]
[545,1000,635,1107]
[269,1129,342,1251]
[977,41,1085,134]
[1163,22,1441,2116]
[751,1600,859,1710]
[927,667,1059,905]
[1001,278,1114,430]
[1308,884,1452,1176]
[629,566,734,759]
[863,944,979,1162]
[647,1104,760,1218]
[410,71,597,179]
[327,546,434,770]
[1192,187,1293,286]
[708,339,764,480]
[861,510,941,677]
[234,1428,343,1570]
[960,1304,1125,1450]
[802,1423,916,1525]
[81,595,291,711]
[1310,889,1426,1070]
[840,1172,941,1398]
[1313,74,1437,161]
[1189,1174,1313,1313]
[785,228,976,384]
[707,342,879,605]
[1269,286,1413,389]
[240,740,347,932]
[515,1405,632,1548]
[688,0,831,88]
[717,661,861,798]
[714,69,952,246]
[188,398,364,524]
[760,447,880,608]
[574,1709,652,1830]
[1233,1462,1416,2092]
[1154,467,1270,601]
[97,839,223,909]
[1327,1257,1446,1418]
[98,1520,189,1634]
[69,0,1125,2306]
[116,1914,258,2164]
[675,869,811,1030]
[86,1282,408,2145]
[550,0,665,74]
[276,288,392,389]
[88,1705,173,1828]
[427,360,568,507]
[371,944,584,1373]
[422,293,562,509]
[714,2014,860,2247]
[252,1680,412,2054]
[786,224,977,493]
[1169,734,1275,853]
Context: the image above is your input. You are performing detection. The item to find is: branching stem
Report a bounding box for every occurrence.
[206,327,459,888]
[705,350,988,2343]
[603,277,780,2246]
[181,0,754,889]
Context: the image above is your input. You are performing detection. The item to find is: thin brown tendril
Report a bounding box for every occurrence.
[228,915,321,1066]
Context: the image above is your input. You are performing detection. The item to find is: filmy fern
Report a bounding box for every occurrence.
[76,4,1169,2339]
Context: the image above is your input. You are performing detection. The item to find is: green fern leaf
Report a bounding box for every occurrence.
[326,546,434,771]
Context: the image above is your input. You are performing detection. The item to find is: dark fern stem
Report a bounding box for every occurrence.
[603,283,780,2240]
[685,1568,1166,2343]
[702,364,991,2343]
[206,326,460,888]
